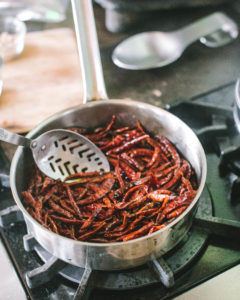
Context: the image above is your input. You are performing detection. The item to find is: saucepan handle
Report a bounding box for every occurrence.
[0,128,31,147]
[71,0,108,103]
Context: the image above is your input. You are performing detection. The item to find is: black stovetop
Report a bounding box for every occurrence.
[1,82,240,300]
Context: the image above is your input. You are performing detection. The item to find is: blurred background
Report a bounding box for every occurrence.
[1,0,240,106]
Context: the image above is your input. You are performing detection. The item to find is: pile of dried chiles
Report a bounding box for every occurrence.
[22,115,198,243]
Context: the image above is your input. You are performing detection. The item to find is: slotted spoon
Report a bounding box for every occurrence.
[0,128,110,180]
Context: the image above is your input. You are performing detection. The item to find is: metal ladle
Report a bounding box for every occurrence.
[112,12,238,70]
[0,128,110,181]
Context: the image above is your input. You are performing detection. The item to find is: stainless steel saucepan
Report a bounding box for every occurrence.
[10,0,207,271]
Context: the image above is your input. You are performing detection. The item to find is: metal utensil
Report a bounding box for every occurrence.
[112,12,238,70]
[0,128,109,180]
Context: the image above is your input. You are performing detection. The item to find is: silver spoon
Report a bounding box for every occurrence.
[0,128,110,180]
[112,12,238,70]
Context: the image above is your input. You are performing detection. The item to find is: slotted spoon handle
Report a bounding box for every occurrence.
[0,128,31,147]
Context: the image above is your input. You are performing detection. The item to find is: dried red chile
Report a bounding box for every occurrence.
[22,115,198,242]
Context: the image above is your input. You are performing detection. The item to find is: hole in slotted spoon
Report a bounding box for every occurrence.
[62,144,67,151]
[78,148,90,158]
[64,161,71,175]
[81,167,88,172]
[70,144,85,153]
[73,164,79,173]
[54,141,58,148]
[67,139,78,145]
[58,165,65,176]
[48,156,54,161]
[50,162,55,172]
[55,158,62,163]
[87,152,95,161]
[59,136,68,142]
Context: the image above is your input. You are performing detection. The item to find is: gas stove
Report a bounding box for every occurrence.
[1,82,240,300]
